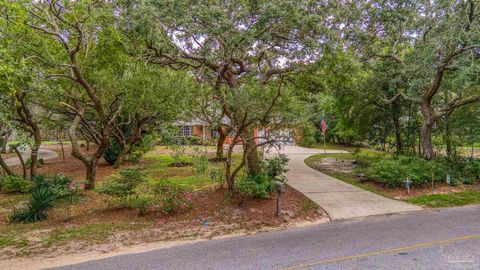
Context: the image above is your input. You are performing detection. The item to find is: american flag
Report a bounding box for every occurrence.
[321,116,327,135]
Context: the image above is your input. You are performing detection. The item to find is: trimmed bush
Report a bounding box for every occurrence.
[153,182,192,214]
[104,138,122,165]
[263,154,289,180]
[237,173,276,198]
[128,195,154,215]
[97,169,147,206]
[365,160,406,188]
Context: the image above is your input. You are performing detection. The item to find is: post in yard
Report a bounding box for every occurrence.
[275,181,286,216]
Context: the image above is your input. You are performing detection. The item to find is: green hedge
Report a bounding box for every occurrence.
[362,155,480,188]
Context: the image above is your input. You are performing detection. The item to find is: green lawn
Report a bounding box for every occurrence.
[139,149,243,190]
[407,191,480,208]
[309,142,384,154]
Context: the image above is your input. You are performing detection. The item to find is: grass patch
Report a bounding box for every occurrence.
[137,148,244,190]
[407,191,480,208]
[43,223,146,246]
[310,143,383,154]
[0,235,29,248]
[0,235,15,247]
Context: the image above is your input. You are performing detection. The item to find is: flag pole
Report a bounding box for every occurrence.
[324,131,326,155]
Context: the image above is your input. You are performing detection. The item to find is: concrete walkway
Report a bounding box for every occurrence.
[270,146,422,220]
[4,148,58,167]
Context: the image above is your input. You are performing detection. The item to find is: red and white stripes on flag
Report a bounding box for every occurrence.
[321,116,327,135]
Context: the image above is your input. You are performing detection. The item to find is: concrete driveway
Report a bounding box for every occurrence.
[269,146,422,220]
[4,148,58,167]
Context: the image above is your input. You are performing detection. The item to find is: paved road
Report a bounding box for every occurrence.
[270,146,422,220]
[50,205,480,270]
[4,148,58,167]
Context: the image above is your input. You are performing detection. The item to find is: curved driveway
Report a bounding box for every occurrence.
[271,146,422,220]
[4,148,58,167]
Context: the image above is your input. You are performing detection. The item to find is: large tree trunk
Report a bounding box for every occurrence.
[69,113,109,190]
[29,130,42,178]
[216,126,226,159]
[420,123,434,160]
[244,128,261,175]
[85,159,97,189]
[12,145,27,179]
[420,100,435,160]
[393,114,403,154]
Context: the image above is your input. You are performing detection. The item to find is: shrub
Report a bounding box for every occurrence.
[464,159,480,179]
[2,176,30,193]
[97,169,147,206]
[169,144,186,165]
[10,186,57,223]
[128,195,154,215]
[31,174,83,202]
[153,182,192,214]
[237,173,276,198]
[462,177,475,185]
[127,134,157,163]
[104,138,122,165]
[209,167,224,186]
[263,154,289,180]
[366,160,406,187]
[192,147,209,175]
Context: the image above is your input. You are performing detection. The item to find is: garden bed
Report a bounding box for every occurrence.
[0,144,327,266]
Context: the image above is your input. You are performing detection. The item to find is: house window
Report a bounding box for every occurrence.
[178,125,193,137]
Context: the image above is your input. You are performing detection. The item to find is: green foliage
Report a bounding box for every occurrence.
[128,134,157,163]
[31,174,84,203]
[263,154,289,180]
[1,175,30,193]
[297,124,316,147]
[192,147,209,175]
[9,186,57,223]
[97,169,147,204]
[408,191,480,208]
[365,160,407,188]
[362,154,480,188]
[104,138,122,165]
[153,182,192,214]
[209,167,224,186]
[237,173,276,198]
[128,195,154,215]
[169,144,186,165]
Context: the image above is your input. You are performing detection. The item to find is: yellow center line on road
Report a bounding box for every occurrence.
[278,233,480,270]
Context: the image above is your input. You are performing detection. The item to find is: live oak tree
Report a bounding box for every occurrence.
[350,0,480,159]
[110,65,188,168]
[19,1,122,188]
[120,0,330,180]
[0,5,47,178]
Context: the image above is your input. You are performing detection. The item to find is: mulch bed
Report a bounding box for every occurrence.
[0,144,328,260]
